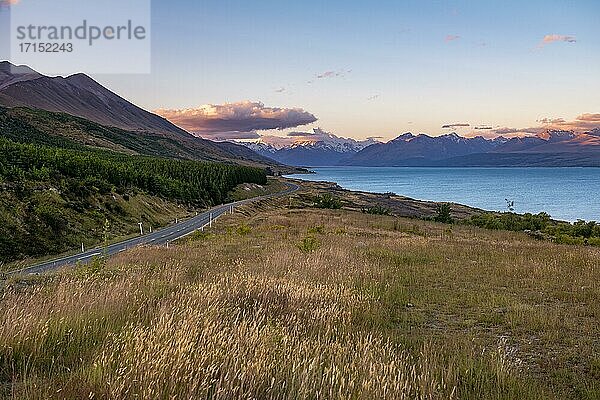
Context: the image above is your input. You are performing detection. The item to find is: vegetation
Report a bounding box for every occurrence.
[466,211,600,246]
[313,193,342,209]
[0,106,271,166]
[227,179,289,202]
[433,203,454,224]
[0,138,266,263]
[2,207,598,399]
[362,205,392,215]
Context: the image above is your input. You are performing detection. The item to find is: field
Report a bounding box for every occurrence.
[1,192,599,399]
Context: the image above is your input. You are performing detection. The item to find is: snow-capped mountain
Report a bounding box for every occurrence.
[240,129,380,166]
[241,128,600,167]
[343,130,600,166]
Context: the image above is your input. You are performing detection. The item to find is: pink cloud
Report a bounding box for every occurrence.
[488,113,600,137]
[155,101,317,140]
[539,34,576,47]
[445,35,460,42]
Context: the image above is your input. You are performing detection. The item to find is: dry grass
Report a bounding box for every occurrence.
[1,207,599,399]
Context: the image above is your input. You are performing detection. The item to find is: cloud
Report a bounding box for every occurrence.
[474,126,493,130]
[0,0,20,6]
[493,127,544,135]
[155,101,317,140]
[208,131,261,141]
[445,34,460,42]
[367,94,380,101]
[537,118,566,124]
[577,113,600,122]
[538,113,600,132]
[489,113,600,137]
[274,87,286,93]
[539,34,576,47]
[287,131,317,137]
[442,123,470,129]
[315,69,352,80]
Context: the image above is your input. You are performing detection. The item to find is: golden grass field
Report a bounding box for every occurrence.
[1,193,600,399]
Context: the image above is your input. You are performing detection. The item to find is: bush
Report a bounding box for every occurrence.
[363,205,391,215]
[434,203,453,224]
[307,226,325,234]
[298,235,320,253]
[314,194,342,210]
[236,224,252,235]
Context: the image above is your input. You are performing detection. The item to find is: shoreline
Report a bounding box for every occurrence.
[282,167,600,224]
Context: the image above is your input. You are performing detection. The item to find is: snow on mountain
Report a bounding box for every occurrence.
[238,129,381,166]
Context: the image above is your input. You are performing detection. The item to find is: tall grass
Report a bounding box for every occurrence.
[1,208,598,399]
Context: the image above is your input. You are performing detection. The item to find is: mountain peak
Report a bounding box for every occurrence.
[537,129,576,142]
[0,61,42,90]
[392,132,415,142]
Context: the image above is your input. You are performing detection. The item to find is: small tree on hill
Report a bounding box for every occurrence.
[434,203,453,224]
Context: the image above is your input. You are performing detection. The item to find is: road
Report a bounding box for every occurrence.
[7,182,299,276]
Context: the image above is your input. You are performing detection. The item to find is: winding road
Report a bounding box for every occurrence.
[7,182,299,276]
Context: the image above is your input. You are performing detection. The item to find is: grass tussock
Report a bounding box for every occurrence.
[1,208,599,399]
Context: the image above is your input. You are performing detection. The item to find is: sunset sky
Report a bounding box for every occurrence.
[2,0,600,141]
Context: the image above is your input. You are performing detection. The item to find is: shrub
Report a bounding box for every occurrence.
[236,224,252,236]
[298,235,320,253]
[307,225,325,234]
[434,203,453,224]
[313,194,342,210]
[363,205,391,216]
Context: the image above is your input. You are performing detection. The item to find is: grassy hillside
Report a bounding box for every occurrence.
[2,197,599,399]
[0,138,266,263]
[0,106,290,169]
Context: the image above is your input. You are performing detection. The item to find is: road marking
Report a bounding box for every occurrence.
[7,183,299,276]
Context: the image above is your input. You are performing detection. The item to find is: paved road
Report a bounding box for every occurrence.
[7,182,299,276]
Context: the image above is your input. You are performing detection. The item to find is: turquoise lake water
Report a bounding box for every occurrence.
[286,167,600,222]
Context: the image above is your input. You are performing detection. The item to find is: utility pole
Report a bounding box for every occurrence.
[209,213,213,228]
[138,222,143,235]
[81,243,84,253]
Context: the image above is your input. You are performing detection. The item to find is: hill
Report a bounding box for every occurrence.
[0,106,299,171]
[0,137,267,263]
[2,195,599,399]
[0,62,283,169]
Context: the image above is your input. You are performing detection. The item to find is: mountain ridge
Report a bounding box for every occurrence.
[240,129,600,167]
[0,61,282,168]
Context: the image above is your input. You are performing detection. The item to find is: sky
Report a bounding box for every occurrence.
[2,0,600,141]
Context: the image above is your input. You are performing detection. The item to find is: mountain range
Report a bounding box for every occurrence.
[240,130,600,167]
[2,61,599,168]
[243,129,380,166]
[0,61,283,169]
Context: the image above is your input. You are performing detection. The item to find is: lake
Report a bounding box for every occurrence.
[286,167,600,222]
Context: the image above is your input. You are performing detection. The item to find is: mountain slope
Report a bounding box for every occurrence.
[0,62,278,168]
[0,62,189,135]
[0,106,290,169]
[344,133,498,166]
